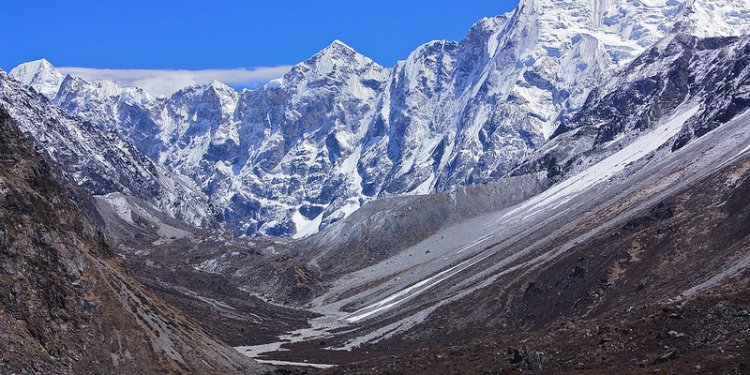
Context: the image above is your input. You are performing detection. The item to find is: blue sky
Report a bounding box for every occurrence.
[2,1,519,94]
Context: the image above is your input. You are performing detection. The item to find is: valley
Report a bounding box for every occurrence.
[1,0,749,373]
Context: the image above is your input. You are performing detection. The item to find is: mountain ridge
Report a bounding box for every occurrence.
[0,71,217,229]
[3,0,750,372]
[9,0,750,237]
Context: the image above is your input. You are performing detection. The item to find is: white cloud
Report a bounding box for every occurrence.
[57,66,292,96]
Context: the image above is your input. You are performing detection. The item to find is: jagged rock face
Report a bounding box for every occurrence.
[0,72,215,228]
[357,16,511,198]
[361,0,686,197]
[10,0,749,237]
[0,108,262,374]
[218,41,391,235]
[54,74,157,132]
[514,33,750,181]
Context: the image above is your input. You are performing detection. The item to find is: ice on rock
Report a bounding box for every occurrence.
[8,0,750,237]
[678,0,750,38]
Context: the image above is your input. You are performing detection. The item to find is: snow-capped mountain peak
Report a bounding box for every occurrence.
[209,79,233,91]
[9,58,65,99]
[313,39,363,61]
[511,0,686,62]
[8,0,750,238]
[306,40,361,69]
[0,70,215,227]
[291,40,387,83]
[326,39,355,52]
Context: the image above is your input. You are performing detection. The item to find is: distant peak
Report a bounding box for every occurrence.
[209,80,232,90]
[300,39,375,70]
[171,80,237,100]
[59,73,83,85]
[276,38,387,88]
[37,58,54,67]
[12,58,57,73]
[28,58,53,67]
[331,39,350,47]
[317,39,358,57]
[9,58,65,99]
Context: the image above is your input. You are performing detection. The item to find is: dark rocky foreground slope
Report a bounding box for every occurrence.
[0,107,265,374]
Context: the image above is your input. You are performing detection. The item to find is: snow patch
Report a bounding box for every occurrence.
[506,104,701,220]
[292,209,324,239]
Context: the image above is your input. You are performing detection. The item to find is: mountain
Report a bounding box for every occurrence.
[11,42,392,237]
[0,106,263,374]
[514,31,750,183]
[8,58,64,99]
[0,71,216,229]
[192,32,750,373]
[358,0,685,196]
[196,40,391,236]
[95,1,750,370]
[3,0,749,372]
[9,0,750,240]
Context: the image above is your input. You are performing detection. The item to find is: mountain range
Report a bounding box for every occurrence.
[2,0,750,373]
[10,0,749,238]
